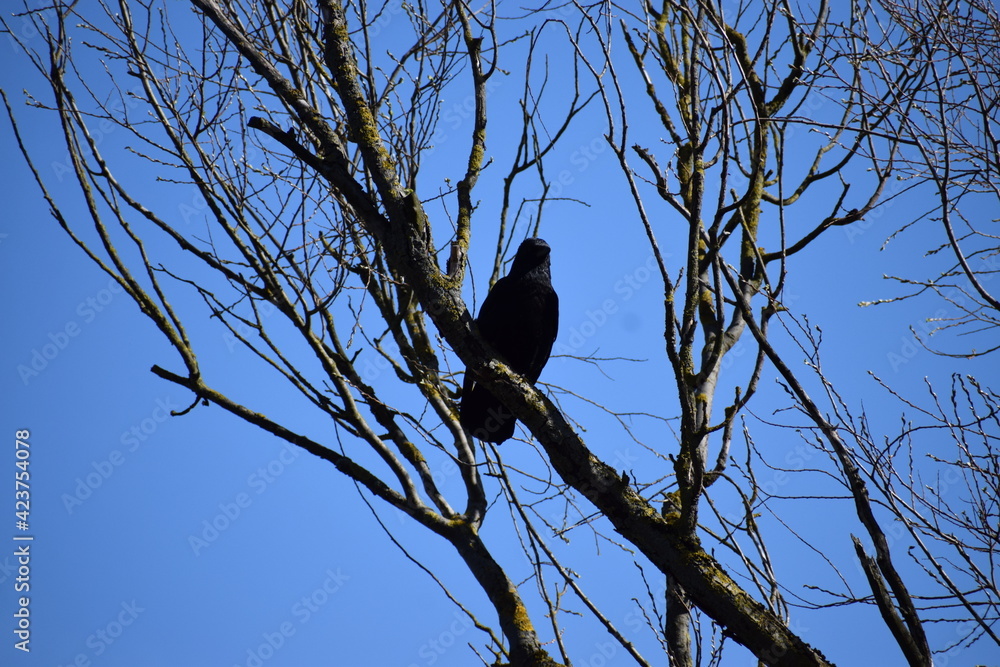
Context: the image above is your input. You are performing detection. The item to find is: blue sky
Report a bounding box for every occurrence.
[2,3,998,666]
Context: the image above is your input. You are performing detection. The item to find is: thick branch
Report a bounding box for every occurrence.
[450,361,832,667]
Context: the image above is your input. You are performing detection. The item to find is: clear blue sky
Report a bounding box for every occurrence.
[2,3,997,667]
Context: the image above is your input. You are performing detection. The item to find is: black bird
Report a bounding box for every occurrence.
[461,237,559,443]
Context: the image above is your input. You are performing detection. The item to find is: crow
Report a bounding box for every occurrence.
[461,237,559,443]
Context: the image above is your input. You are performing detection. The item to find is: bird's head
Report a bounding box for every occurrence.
[510,237,551,275]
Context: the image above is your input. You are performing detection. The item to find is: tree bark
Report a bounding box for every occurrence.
[190,2,834,663]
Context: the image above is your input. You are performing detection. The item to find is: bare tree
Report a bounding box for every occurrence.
[850,373,1000,649]
[574,0,944,663]
[860,0,1000,356]
[4,0,997,665]
[825,0,1000,653]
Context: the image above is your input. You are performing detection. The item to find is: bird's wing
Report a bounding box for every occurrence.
[524,288,558,382]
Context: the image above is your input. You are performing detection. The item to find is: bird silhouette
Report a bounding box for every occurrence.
[461,238,559,443]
